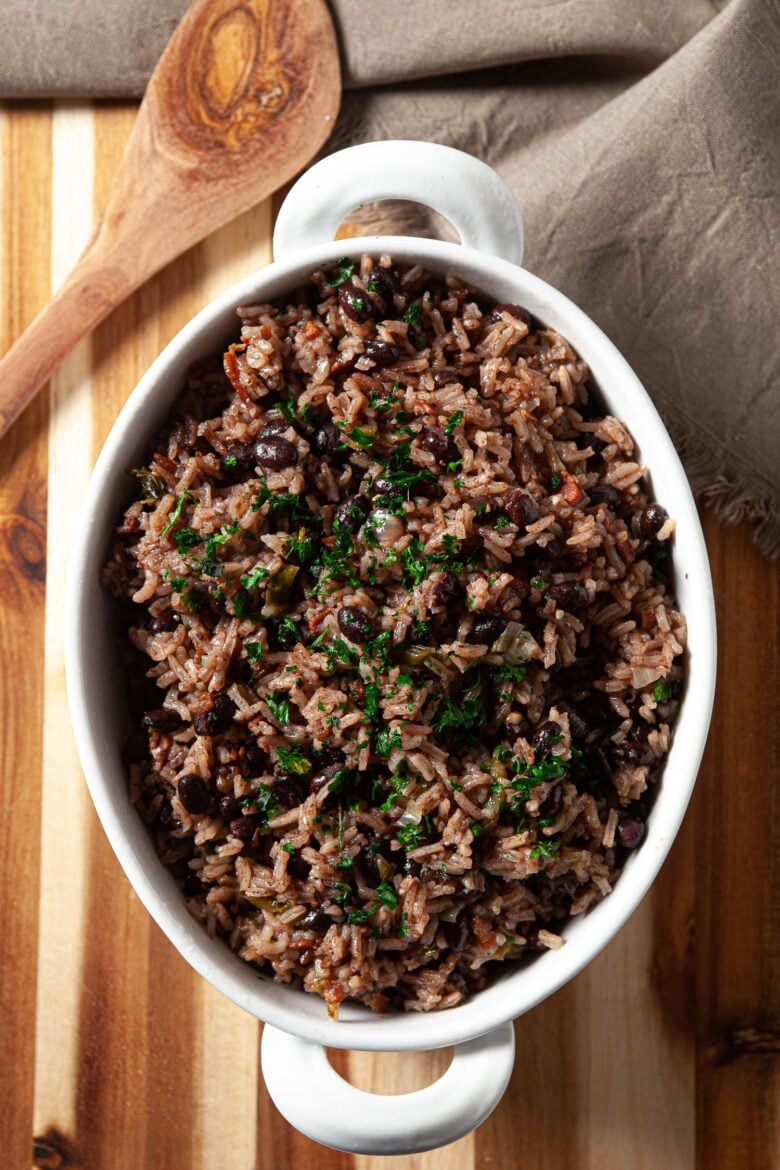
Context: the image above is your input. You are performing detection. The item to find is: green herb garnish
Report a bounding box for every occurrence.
[549,472,563,492]
[444,410,464,436]
[161,490,191,537]
[530,838,561,860]
[374,727,402,758]
[266,694,291,724]
[374,881,399,909]
[274,745,311,775]
[403,302,422,327]
[653,680,680,703]
[327,257,356,287]
[396,823,424,849]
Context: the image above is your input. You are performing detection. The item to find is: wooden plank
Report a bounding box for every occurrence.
[695,513,780,1170]
[0,102,52,1170]
[0,99,775,1170]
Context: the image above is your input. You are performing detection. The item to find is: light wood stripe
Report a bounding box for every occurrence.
[0,101,52,1170]
[32,102,96,1148]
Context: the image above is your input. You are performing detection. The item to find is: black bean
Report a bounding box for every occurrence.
[334,494,370,532]
[545,582,587,613]
[228,657,254,686]
[221,441,257,482]
[286,851,310,881]
[337,605,375,644]
[472,498,500,524]
[490,303,531,327]
[418,427,459,464]
[589,485,621,509]
[311,422,341,457]
[504,489,540,529]
[430,571,460,607]
[538,781,563,819]
[366,267,399,300]
[555,701,590,741]
[611,738,655,767]
[219,795,242,822]
[533,720,562,759]
[142,707,184,733]
[503,718,534,746]
[229,814,262,844]
[615,816,646,850]
[254,434,297,470]
[371,475,396,496]
[526,534,565,569]
[363,340,400,367]
[193,693,236,737]
[639,502,668,539]
[339,281,374,323]
[313,745,346,771]
[260,420,295,440]
[273,769,308,808]
[149,607,176,634]
[245,743,266,772]
[403,856,422,878]
[448,915,470,953]
[590,437,608,458]
[466,614,508,646]
[178,774,211,815]
[302,907,335,934]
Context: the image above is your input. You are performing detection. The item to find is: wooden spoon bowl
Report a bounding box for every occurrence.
[0,0,340,439]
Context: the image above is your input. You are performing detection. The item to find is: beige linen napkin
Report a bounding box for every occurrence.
[1,0,777,554]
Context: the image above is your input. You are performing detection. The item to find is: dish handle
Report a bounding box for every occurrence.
[260,1020,515,1155]
[272,140,524,265]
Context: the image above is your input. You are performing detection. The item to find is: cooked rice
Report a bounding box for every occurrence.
[104,254,685,1015]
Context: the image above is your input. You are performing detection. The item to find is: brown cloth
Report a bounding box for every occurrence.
[1,0,778,554]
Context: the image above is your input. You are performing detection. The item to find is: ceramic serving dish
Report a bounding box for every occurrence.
[66,140,716,1156]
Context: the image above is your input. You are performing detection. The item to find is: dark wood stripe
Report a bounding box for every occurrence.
[0,102,52,1170]
[695,514,779,1169]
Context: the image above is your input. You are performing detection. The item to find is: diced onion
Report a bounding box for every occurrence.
[491,620,541,663]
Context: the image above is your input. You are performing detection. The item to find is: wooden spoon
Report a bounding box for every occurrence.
[0,0,340,439]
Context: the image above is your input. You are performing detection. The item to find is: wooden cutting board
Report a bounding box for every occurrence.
[1,102,777,1170]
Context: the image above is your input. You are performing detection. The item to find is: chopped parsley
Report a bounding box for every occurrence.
[332,881,352,906]
[274,745,311,775]
[470,818,485,838]
[396,823,424,849]
[240,783,278,825]
[161,490,191,536]
[245,641,264,664]
[374,727,402,758]
[431,674,487,745]
[403,302,422,327]
[174,526,200,555]
[491,663,528,684]
[266,694,291,724]
[549,472,563,492]
[279,390,297,422]
[346,906,375,925]
[374,881,399,909]
[530,838,561,860]
[281,842,295,853]
[327,257,356,287]
[343,426,374,449]
[444,410,464,436]
[240,566,270,590]
[653,680,680,703]
[494,515,510,530]
[364,683,381,721]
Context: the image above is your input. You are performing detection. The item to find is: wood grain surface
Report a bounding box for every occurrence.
[1,102,777,1170]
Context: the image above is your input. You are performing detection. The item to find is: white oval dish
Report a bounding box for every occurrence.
[66,140,716,1156]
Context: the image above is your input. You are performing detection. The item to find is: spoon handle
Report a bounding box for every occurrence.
[0,245,132,438]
